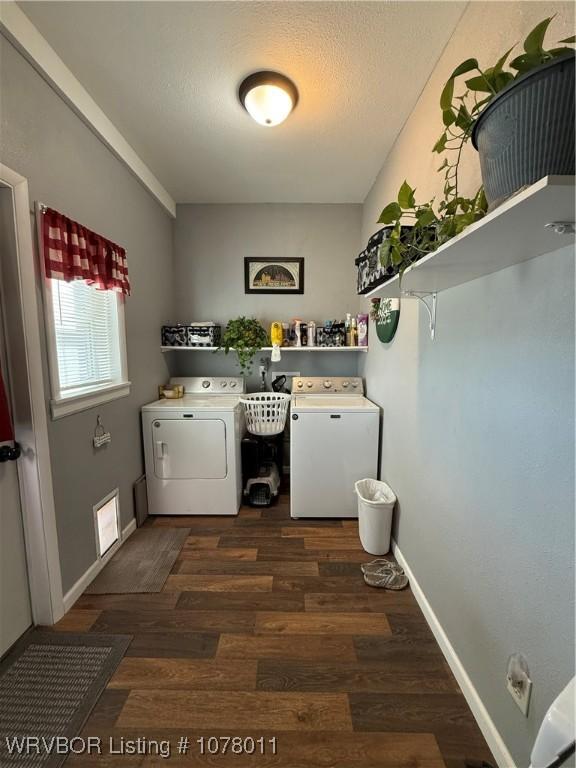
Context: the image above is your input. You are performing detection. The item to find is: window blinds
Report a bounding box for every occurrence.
[50,279,121,396]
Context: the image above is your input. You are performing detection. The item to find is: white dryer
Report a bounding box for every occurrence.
[290,377,380,519]
[142,377,245,516]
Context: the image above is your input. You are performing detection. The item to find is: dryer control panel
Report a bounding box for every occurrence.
[170,376,246,394]
[292,377,364,394]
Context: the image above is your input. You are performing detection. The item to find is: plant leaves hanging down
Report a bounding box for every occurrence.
[219,317,269,374]
[377,181,487,279]
[433,16,574,207]
[375,17,572,282]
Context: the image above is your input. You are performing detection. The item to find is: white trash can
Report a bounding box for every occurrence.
[355,479,397,555]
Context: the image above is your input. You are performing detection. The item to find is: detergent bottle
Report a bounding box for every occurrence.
[270,321,283,362]
[270,322,283,346]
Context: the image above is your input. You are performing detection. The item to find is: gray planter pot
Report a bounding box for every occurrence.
[472,53,575,209]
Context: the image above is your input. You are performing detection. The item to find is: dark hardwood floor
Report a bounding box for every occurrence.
[55,490,495,768]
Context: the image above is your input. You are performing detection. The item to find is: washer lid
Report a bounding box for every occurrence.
[291,395,379,412]
[142,395,242,411]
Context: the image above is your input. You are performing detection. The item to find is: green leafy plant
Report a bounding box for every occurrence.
[434,17,575,202]
[375,18,572,283]
[377,180,487,275]
[219,317,269,374]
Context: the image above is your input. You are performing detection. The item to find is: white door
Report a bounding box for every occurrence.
[291,411,379,518]
[0,292,32,656]
[152,418,227,479]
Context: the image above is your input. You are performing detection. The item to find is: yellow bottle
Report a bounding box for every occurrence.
[270,322,283,346]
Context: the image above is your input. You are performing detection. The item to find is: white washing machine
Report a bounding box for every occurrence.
[290,377,380,519]
[142,377,245,516]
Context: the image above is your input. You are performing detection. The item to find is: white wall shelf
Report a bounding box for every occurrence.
[364,176,575,299]
[161,346,368,353]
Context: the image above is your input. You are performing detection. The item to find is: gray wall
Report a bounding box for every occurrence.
[359,3,575,765]
[0,38,174,593]
[173,203,362,389]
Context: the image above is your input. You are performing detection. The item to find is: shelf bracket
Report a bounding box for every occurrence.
[402,291,437,340]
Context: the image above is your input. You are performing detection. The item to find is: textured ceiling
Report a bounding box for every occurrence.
[19,1,466,203]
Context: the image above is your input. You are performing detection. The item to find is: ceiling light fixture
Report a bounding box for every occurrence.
[238,71,298,127]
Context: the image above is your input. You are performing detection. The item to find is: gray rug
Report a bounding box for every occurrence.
[85,527,190,594]
[0,631,130,768]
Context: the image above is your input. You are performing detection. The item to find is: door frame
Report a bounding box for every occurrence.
[0,163,64,625]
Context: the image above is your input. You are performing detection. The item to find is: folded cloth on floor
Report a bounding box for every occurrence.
[361,558,409,590]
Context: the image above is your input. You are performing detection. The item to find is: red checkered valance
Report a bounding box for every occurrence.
[41,207,130,295]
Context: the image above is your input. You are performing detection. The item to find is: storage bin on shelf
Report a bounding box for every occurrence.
[355,226,426,295]
[161,322,221,347]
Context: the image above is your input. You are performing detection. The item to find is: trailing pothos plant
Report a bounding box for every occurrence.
[376,18,574,276]
[219,316,269,374]
[377,180,487,276]
[434,16,575,203]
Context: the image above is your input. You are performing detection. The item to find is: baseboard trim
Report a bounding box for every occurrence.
[62,517,137,612]
[122,517,137,539]
[391,539,516,768]
[62,558,100,613]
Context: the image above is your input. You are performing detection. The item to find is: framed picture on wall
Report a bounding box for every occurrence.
[244,257,304,294]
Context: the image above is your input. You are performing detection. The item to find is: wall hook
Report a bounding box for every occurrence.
[402,291,437,340]
[93,414,111,448]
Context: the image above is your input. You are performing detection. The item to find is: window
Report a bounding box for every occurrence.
[45,279,130,418]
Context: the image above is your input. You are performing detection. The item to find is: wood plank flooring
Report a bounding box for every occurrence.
[56,490,495,768]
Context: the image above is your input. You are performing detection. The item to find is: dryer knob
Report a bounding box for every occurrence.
[296,381,303,389]
[342,381,349,388]
[202,380,210,389]
[229,381,237,388]
[220,381,227,388]
[323,380,332,389]
[306,382,313,388]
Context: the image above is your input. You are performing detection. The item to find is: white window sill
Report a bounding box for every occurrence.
[51,382,131,419]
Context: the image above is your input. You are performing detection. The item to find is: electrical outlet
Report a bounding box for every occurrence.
[506,653,532,716]
[259,357,270,376]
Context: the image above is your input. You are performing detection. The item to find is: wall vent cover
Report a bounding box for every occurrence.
[93,489,120,558]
